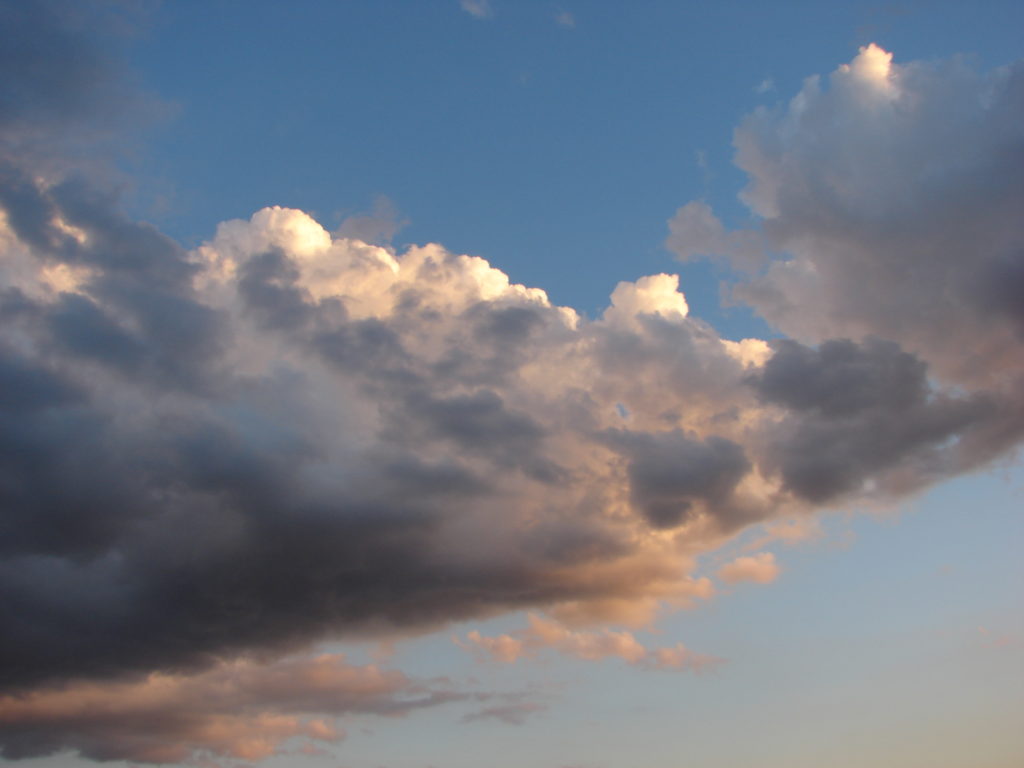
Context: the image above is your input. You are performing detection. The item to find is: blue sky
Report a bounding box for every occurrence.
[0,2,1022,767]
[127,0,1024,323]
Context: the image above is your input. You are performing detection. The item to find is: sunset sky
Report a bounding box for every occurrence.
[1,2,1022,768]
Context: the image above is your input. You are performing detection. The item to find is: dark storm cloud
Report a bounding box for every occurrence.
[751,338,927,418]
[393,388,563,482]
[604,430,751,529]
[13,180,226,390]
[749,338,1003,502]
[237,248,317,331]
[980,249,1024,335]
[0,0,115,131]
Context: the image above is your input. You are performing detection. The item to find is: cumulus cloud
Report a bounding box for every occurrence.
[2,196,776,697]
[1,12,1023,763]
[670,43,1024,500]
[724,44,1024,392]
[457,614,722,671]
[717,552,780,585]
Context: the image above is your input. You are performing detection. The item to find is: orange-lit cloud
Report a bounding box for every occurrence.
[457,614,723,672]
[717,552,781,585]
[0,654,465,764]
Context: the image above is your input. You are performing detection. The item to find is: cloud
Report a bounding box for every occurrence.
[555,10,575,28]
[460,695,548,726]
[459,0,493,20]
[459,631,526,664]
[747,337,1003,502]
[2,198,773,696]
[644,643,724,671]
[335,196,408,246]
[724,44,1024,392]
[0,654,466,763]
[665,201,764,270]
[457,614,723,671]
[0,0,160,176]
[670,43,1024,499]
[603,428,752,530]
[1,19,1023,764]
[717,552,780,585]
[0,170,1018,700]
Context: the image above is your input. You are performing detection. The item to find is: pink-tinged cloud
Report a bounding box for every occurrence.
[458,630,526,663]
[643,642,725,672]
[458,614,722,671]
[717,552,780,585]
[527,614,649,663]
[0,654,465,764]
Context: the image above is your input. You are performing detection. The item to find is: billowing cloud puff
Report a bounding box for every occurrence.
[12,193,998,702]
[672,45,1024,395]
[1,11,1023,764]
[0,193,783,698]
[667,42,1024,500]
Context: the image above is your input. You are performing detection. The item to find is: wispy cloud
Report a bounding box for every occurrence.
[717,552,781,585]
[459,0,493,19]
[335,195,407,246]
[0,654,467,763]
[457,614,724,671]
[461,695,548,725]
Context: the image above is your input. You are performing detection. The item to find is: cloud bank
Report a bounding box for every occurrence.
[0,6,1022,763]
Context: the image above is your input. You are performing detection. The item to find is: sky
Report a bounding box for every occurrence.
[0,2,1022,768]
